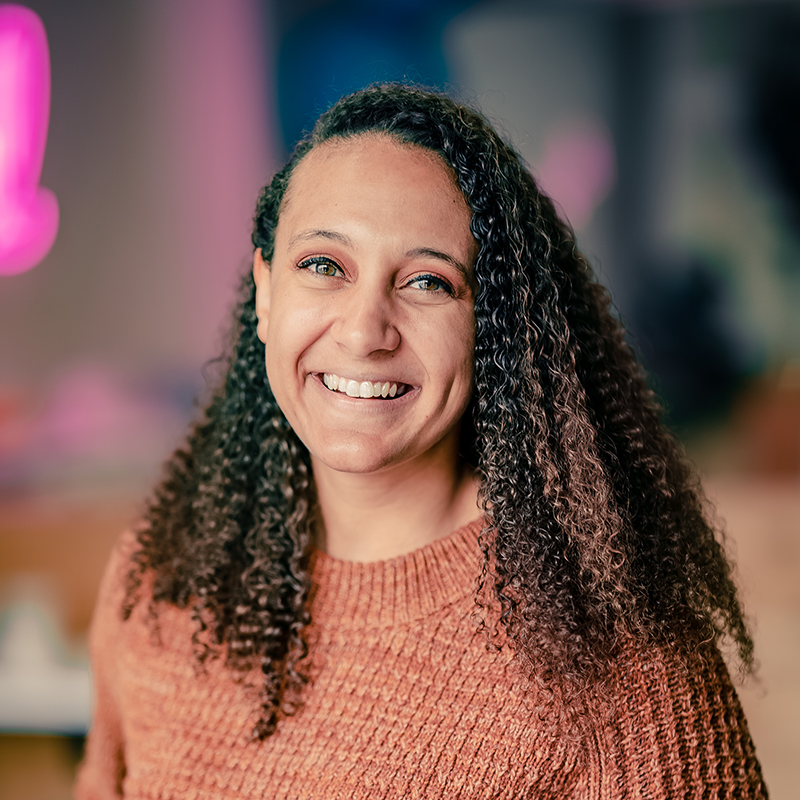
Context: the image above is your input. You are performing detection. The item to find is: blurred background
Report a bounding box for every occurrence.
[1,0,798,796]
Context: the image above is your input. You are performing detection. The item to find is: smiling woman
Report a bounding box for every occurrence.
[75,86,768,799]
[252,136,479,560]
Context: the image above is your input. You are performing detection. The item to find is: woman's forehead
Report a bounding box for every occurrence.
[282,133,464,211]
[272,134,478,276]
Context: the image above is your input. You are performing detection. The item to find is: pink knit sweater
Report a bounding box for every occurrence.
[75,520,768,798]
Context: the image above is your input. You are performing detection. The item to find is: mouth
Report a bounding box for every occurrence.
[320,372,413,399]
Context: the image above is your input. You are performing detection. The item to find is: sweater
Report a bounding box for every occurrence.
[74,519,768,799]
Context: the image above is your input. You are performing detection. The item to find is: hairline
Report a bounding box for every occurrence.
[278,131,463,220]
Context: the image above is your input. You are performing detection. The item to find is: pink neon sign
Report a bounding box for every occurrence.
[0,4,58,276]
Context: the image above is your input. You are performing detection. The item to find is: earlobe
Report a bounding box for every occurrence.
[253,248,271,344]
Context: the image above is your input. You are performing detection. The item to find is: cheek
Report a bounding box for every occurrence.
[451,314,476,381]
[261,302,320,393]
[261,308,292,399]
[263,337,300,432]
[431,317,476,401]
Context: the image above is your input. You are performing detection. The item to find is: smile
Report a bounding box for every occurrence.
[321,373,411,399]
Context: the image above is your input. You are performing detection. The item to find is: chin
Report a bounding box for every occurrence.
[314,452,398,476]
[309,438,410,476]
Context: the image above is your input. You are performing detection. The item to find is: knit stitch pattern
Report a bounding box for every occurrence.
[75,520,768,799]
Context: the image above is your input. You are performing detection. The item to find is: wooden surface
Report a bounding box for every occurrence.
[0,495,139,637]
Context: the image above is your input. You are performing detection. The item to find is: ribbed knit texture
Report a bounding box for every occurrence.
[75,520,768,799]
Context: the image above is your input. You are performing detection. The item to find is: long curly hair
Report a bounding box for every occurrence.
[127,84,754,739]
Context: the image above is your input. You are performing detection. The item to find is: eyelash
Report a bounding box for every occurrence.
[296,258,454,296]
[405,274,454,295]
[297,256,343,277]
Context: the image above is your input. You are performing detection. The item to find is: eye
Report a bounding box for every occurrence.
[297,256,343,277]
[405,274,454,295]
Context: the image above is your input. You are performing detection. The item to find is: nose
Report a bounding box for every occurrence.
[330,284,401,357]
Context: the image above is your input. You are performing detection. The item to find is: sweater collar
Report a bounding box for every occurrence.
[308,517,484,630]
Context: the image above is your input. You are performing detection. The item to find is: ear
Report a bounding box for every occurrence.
[253,248,271,344]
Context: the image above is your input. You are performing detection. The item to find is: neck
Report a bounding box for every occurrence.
[312,442,480,562]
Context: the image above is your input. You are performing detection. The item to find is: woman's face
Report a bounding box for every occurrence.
[253,134,478,476]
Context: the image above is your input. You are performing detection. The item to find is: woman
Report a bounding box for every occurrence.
[76,85,767,798]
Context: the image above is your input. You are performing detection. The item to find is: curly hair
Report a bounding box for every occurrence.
[127,84,754,739]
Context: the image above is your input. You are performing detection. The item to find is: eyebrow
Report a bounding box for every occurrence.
[288,229,354,249]
[287,229,472,279]
[406,247,472,280]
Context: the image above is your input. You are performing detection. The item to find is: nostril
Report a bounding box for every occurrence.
[332,301,401,355]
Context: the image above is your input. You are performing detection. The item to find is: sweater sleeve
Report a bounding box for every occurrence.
[73,532,136,800]
[592,640,768,800]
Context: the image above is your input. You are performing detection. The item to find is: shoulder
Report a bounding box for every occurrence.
[91,530,141,622]
[589,638,768,799]
[76,530,145,799]
[87,527,161,660]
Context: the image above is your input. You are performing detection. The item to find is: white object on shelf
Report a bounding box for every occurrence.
[0,593,91,733]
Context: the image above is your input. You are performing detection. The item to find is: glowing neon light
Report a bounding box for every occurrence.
[0,5,58,276]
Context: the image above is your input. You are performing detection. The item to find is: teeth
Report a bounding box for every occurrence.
[322,373,402,399]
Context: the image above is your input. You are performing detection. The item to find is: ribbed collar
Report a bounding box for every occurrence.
[308,518,484,630]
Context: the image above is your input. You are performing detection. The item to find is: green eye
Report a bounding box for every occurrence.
[407,274,453,294]
[298,256,343,277]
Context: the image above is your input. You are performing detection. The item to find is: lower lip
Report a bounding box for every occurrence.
[309,374,418,410]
